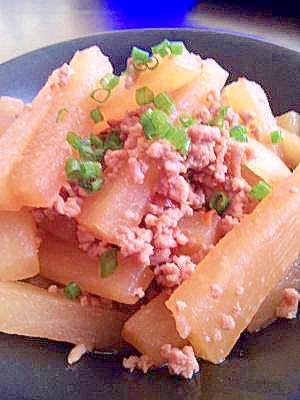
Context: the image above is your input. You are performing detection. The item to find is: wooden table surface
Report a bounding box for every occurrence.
[0,0,299,64]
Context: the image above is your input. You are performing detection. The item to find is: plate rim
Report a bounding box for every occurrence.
[1,27,300,68]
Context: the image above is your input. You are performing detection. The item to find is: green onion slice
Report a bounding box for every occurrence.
[90,88,110,103]
[270,129,283,144]
[168,41,184,55]
[65,158,81,180]
[67,131,83,150]
[249,180,272,201]
[90,108,104,123]
[179,114,197,128]
[100,73,120,91]
[64,282,81,300]
[136,86,154,106]
[133,63,148,72]
[80,161,101,181]
[209,191,230,214]
[146,56,159,70]
[80,176,103,192]
[140,109,157,139]
[99,248,118,278]
[151,109,170,136]
[163,126,191,155]
[90,134,104,149]
[56,108,68,123]
[104,131,123,151]
[210,106,229,129]
[154,92,176,115]
[230,125,248,142]
[78,142,97,161]
[131,46,150,65]
[151,39,184,57]
[151,39,171,57]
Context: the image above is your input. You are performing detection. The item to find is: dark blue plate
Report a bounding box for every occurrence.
[0,29,300,400]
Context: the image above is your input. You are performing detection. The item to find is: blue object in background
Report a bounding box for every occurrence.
[103,0,198,28]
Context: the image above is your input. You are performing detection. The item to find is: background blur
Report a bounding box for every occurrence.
[0,0,299,63]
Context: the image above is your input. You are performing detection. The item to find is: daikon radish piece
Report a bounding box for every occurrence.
[248,257,300,332]
[280,128,300,169]
[0,209,39,281]
[276,111,300,136]
[173,58,229,114]
[0,96,24,135]
[78,163,159,244]
[10,46,112,208]
[178,211,220,255]
[37,213,78,244]
[93,46,203,129]
[0,96,52,210]
[243,138,290,187]
[0,281,128,350]
[222,77,277,143]
[166,166,300,364]
[122,293,187,365]
[39,234,153,304]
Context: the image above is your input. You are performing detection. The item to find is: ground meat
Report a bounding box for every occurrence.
[123,354,153,373]
[217,215,239,238]
[160,344,199,379]
[145,207,188,254]
[186,124,222,173]
[53,194,82,218]
[154,255,195,289]
[276,288,300,319]
[116,226,153,265]
[76,226,108,257]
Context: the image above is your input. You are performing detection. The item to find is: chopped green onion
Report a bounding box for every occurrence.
[151,39,184,57]
[168,41,184,55]
[90,134,104,149]
[151,109,170,136]
[78,142,97,161]
[270,129,283,144]
[80,176,103,192]
[151,39,171,57]
[133,63,148,72]
[154,92,176,115]
[163,126,191,155]
[65,158,81,180]
[104,131,123,151]
[64,282,81,300]
[67,131,83,150]
[131,46,150,65]
[56,108,68,123]
[99,248,118,278]
[179,114,197,128]
[90,108,104,123]
[140,109,157,139]
[249,180,272,201]
[90,88,110,103]
[80,161,101,181]
[209,191,229,214]
[210,106,229,129]
[230,125,248,142]
[100,73,120,91]
[146,56,159,70]
[136,86,154,106]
